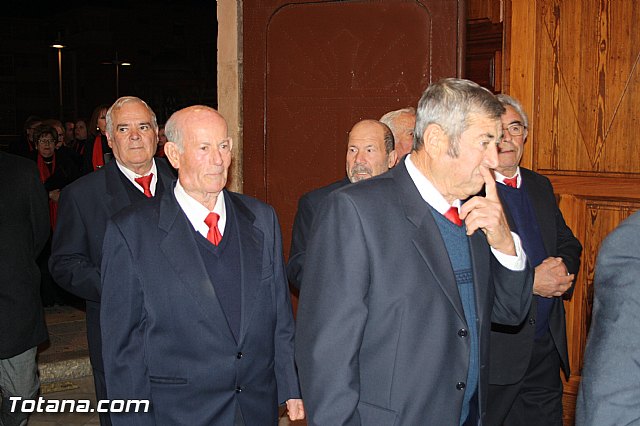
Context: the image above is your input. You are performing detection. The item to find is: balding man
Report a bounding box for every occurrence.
[100,105,303,425]
[287,119,396,290]
[380,107,416,165]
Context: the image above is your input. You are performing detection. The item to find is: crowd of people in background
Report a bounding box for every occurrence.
[5,106,172,308]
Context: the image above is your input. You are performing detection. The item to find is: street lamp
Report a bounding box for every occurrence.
[51,36,65,121]
[102,52,131,98]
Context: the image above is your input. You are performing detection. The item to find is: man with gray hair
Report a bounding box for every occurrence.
[49,96,175,426]
[287,119,395,289]
[486,94,582,425]
[296,78,532,425]
[380,107,416,165]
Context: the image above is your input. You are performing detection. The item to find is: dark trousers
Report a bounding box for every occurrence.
[486,332,563,426]
[93,368,112,426]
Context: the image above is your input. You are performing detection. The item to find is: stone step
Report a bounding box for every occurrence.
[39,305,92,384]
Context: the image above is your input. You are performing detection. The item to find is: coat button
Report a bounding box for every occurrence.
[529,318,536,325]
[237,352,243,359]
[235,386,242,393]
[457,328,468,337]
[456,382,466,390]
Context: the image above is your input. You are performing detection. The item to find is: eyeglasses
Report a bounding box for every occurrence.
[38,138,55,145]
[503,123,527,137]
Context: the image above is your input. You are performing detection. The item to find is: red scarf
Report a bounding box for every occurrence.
[37,154,58,230]
[92,134,104,170]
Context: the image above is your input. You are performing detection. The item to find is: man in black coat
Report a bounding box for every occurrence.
[486,94,582,425]
[287,119,396,289]
[49,97,175,426]
[0,152,49,426]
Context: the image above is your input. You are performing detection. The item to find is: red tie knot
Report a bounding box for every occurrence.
[205,212,222,246]
[503,176,518,188]
[444,206,462,226]
[134,174,154,197]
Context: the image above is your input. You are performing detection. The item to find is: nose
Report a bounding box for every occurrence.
[501,128,512,142]
[484,141,499,169]
[211,147,223,165]
[354,150,367,164]
[129,128,142,141]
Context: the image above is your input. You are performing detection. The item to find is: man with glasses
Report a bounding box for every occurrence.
[486,94,582,425]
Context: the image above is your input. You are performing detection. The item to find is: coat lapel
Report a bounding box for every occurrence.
[469,230,490,322]
[393,164,466,322]
[103,161,132,216]
[226,192,263,345]
[521,169,555,255]
[158,188,236,344]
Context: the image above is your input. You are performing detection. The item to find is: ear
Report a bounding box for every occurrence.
[387,149,397,168]
[106,132,113,148]
[422,123,445,155]
[164,142,181,170]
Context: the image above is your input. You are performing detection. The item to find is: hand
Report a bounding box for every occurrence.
[459,166,515,255]
[49,189,61,203]
[286,399,305,421]
[534,257,574,297]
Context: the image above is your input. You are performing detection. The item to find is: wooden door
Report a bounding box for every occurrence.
[503,1,640,423]
[243,0,465,275]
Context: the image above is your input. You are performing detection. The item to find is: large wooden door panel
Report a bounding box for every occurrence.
[244,0,465,260]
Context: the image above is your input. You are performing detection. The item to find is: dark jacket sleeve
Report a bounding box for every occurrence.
[49,187,101,302]
[286,193,314,290]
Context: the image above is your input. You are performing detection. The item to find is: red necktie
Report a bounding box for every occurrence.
[503,176,518,188]
[204,212,223,246]
[134,174,154,198]
[444,206,462,226]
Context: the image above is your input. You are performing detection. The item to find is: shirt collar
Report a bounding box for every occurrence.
[174,180,226,238]
[115,159,158,195]
[494,167,521,188]
[404,154,461,215]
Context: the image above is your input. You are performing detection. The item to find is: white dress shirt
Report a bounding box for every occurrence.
[174,180,226,239]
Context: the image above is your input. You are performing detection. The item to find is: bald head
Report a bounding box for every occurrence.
[164,105,232,210]
[345,119,396,183]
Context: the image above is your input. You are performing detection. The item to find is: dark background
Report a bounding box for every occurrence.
[1,0,217,146]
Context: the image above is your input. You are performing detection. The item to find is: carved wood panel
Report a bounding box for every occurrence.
[535,0,640,175]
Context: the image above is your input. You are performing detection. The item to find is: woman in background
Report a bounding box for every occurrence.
[32,124,80,305]
[82,104,112,173]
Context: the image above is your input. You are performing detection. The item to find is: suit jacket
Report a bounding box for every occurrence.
[100,187,300,425]
[575,210,640,425]
[287,177,350,289]
[490,167,582,384]
[49,158,175,371]
[295,162,532,425]
[0,152,50,358]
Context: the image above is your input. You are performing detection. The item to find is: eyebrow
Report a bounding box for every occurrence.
[117,121,152,127]
[480,132,497,139]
